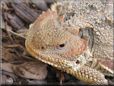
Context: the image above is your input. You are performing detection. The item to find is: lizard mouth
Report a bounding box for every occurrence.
[25,41,91,71]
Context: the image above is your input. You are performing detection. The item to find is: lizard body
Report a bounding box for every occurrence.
[25,9,108,84]
[25,0,113,85]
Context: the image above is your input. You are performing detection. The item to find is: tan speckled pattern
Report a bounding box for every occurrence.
[25,8,108,85]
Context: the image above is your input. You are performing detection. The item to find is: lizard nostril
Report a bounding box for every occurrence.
[76,60,80,64]
[41,46,44,49]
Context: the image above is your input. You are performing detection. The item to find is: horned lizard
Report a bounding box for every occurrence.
[25,0,113,85]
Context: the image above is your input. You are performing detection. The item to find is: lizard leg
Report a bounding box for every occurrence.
[71,65,108,85]
[86,58,114,77]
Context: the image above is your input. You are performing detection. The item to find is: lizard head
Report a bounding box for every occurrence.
[25,9,90,70]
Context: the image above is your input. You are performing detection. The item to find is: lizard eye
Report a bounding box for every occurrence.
[57,42,66,49]
[59,43,65,47]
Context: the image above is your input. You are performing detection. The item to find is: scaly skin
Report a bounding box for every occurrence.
[25,9,108,84]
